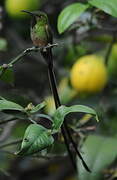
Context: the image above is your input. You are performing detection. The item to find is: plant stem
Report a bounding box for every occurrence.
[0,139,22,149]
[8,44,58,66]
[8,47,36,66]
[47,63,91,172]
[0,44,58,79]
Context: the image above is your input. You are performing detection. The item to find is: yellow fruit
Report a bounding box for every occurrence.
[70,55,108,93]
[5,0,40,19]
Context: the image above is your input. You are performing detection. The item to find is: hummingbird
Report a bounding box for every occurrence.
[22,10,53,66]
[22,10,90,172]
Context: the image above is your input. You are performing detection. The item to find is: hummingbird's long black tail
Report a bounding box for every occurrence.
[41,48,53,67]
[42,47,91,172]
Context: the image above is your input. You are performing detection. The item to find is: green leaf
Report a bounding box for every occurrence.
[30,102,46,114]
[57,3,89,34]
[0,38,7,51]
[52,105,98,132]
[78,135,117,180]
[17,124,54,155]
[0,68,14,84]
[0,100,24,112]
[88,0,117,17]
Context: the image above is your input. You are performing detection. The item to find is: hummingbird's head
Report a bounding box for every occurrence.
[21,10,48,24]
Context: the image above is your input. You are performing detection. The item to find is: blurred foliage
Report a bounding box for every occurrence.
[0,0,117,179]
[0,38,7,51]
[78,135,117,180]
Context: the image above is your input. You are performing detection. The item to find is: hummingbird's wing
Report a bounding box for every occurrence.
[45,24,53,44]
[41,24,53,66]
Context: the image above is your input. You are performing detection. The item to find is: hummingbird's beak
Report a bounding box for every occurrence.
[21,10,34,16]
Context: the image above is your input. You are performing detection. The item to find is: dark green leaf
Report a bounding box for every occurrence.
[30,102,46,114]
[52,105,98,132]
[17,124,54,155]
[0,68,14,84]
[0,100,24,112]
[57,3,89,34]
[78,135,117,180]
[88,0,117,17]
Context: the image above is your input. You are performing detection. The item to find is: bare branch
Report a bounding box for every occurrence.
[0,43,58,79]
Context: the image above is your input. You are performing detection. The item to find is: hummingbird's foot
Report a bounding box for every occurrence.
[47,43,51,46]
[43,48,47,52]
[34,46,40,52]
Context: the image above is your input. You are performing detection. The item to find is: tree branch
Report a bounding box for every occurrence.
[0,43,58,78]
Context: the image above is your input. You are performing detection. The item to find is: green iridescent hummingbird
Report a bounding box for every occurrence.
[22,10,91,173]
[22,10,53,65]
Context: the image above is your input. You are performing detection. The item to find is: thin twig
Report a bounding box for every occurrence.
[0,139,22,149]
[97,25,117,32]
[0,43,58,78]
[32,154,67,160]
[8,43,58,66]
[0,118,17,125]
[0,149,16,156]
